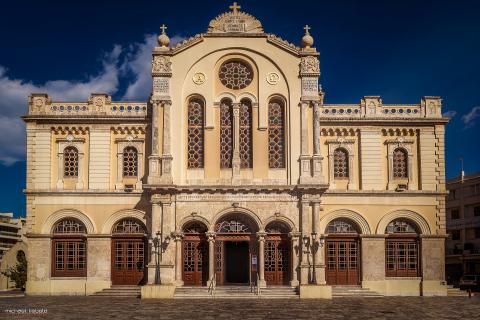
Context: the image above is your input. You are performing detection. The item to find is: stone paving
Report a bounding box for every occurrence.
[0,296,479,320]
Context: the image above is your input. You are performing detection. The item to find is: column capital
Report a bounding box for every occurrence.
[256,231,267,240]
[206,231,216,241]
[289,231,302,238]
[172,231,184,241]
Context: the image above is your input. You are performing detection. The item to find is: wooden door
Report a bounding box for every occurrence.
[265,237,289,285]
[326,238,359,285]
[111,238,145,285]
[182,239,208,286]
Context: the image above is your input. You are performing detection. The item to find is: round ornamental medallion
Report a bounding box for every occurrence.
[219,60,253,90]
[192,72,206,85]
[266,72,279,85]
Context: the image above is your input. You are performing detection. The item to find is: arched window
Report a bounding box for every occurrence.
[385,219,419,277]
[122,147,138,177]
[220,99,233,168]
[333,148,349,178]
[392,148,408,178]
[239,99,253,168]
[112,218,146,234]
[183,221,208,234]
[326,218,359,234]
[52,218,87,277]
[268,99,285,168]
[63,146,79,178]
[187,98,204,169]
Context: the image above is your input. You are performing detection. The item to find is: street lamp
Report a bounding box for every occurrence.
[311,232,317,284]
[151,231,170,284]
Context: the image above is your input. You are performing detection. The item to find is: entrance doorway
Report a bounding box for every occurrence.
[110,218,147,286]
[225,241,249,284]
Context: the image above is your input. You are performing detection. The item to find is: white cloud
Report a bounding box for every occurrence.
[442,110,457,118]
[121,34,186,101]
[0,45,122,165]
[462,106,480,128]
[0,33,187,165]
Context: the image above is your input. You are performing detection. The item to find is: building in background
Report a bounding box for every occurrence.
[446,172,480,283]
[0,212,27,289]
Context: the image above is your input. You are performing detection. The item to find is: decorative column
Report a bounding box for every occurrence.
[300,199,311,284]
[289,231,301,287]
[173,232,184,286]
[148,101,162,184]
[311,102,325,183]
[257,232,267,288]
[149,28,172,185]
[232,103,241,180]
[347,152,355,190]
[312,200,326,285]
[56,152,64,189]
[115,149,123,190]
[299,102,312,184]
[147,197,162,284]
[206,232,216,286]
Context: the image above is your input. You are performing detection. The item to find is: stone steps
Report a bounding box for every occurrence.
[174,285,299,299]
[447,285,471,297]
[91,285,141,298]
[332,285,383,298]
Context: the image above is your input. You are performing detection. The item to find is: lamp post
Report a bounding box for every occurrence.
[151,231,170,284]
[311,232,317,284]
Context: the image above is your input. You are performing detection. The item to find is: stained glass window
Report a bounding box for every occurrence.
[393,148,408,178]
[220,99,233,168]
[63,146,78,177]
[268,100,285,168]
[219,60,253,90]
[122,147,138,177]
[187,99,204,168]
[239,99,253,168]
[334,148,349,178]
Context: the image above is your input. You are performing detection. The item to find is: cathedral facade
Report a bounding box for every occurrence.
[23,4,448,298]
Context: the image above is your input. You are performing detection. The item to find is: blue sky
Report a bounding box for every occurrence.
[1,0,479,217]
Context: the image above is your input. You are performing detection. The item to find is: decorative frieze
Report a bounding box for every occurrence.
[151,55,172,76]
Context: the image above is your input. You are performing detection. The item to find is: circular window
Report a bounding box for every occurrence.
[219,60,253,90]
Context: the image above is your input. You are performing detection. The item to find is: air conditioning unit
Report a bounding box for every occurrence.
[124,184,134,192]
[395,184,408,192]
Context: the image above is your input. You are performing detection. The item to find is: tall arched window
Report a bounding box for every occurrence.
[52,218,87,277]
[187,98,204,169]
[385,219,419,277]
[122,147,138,177]
[268,99,285,168]
[239,99,253,168]
[63,146,79,178]
[393,148,408,178]
[220,99,233,168]
[333,148,349,178]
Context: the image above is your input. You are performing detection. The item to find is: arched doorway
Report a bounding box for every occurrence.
[111,218,147,285]
[385,219,420,277]
[325,218,360,285]
[182,221,208,286]
[214,213,259,285]
[265,221,290,285]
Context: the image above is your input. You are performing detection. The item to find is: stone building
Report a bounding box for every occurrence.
[0,212,27,289]
[23,3,448,297]
[445,172,480,282]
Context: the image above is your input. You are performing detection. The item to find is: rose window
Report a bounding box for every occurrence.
[219,60,253,90]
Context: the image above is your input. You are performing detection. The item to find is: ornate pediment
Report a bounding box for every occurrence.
[207,4,263,34]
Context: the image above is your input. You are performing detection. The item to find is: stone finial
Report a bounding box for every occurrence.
[301,25,314,48]
[157,24,170,48]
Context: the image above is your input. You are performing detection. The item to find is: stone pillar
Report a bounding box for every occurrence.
[361,235,386,293]
[421,235,447,296]
[136,152,144,190]
[147,198,162,284]
[56,152,64,189]
[206,232,215,286]
[115,150,123,190]
[311,102,325,183]
[300,199,311,284]
[289,231,301,287]
[148,101,162,184]
[312,201,323,284]
[299,102,311,183]
[160,101,173,183]
[76,152,84,189]
[173,232,184,286]
[257,232,267,288]
[347,153,355,190]
[232,103,241,179]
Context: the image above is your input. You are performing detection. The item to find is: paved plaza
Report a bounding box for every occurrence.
[0,296,479,320]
